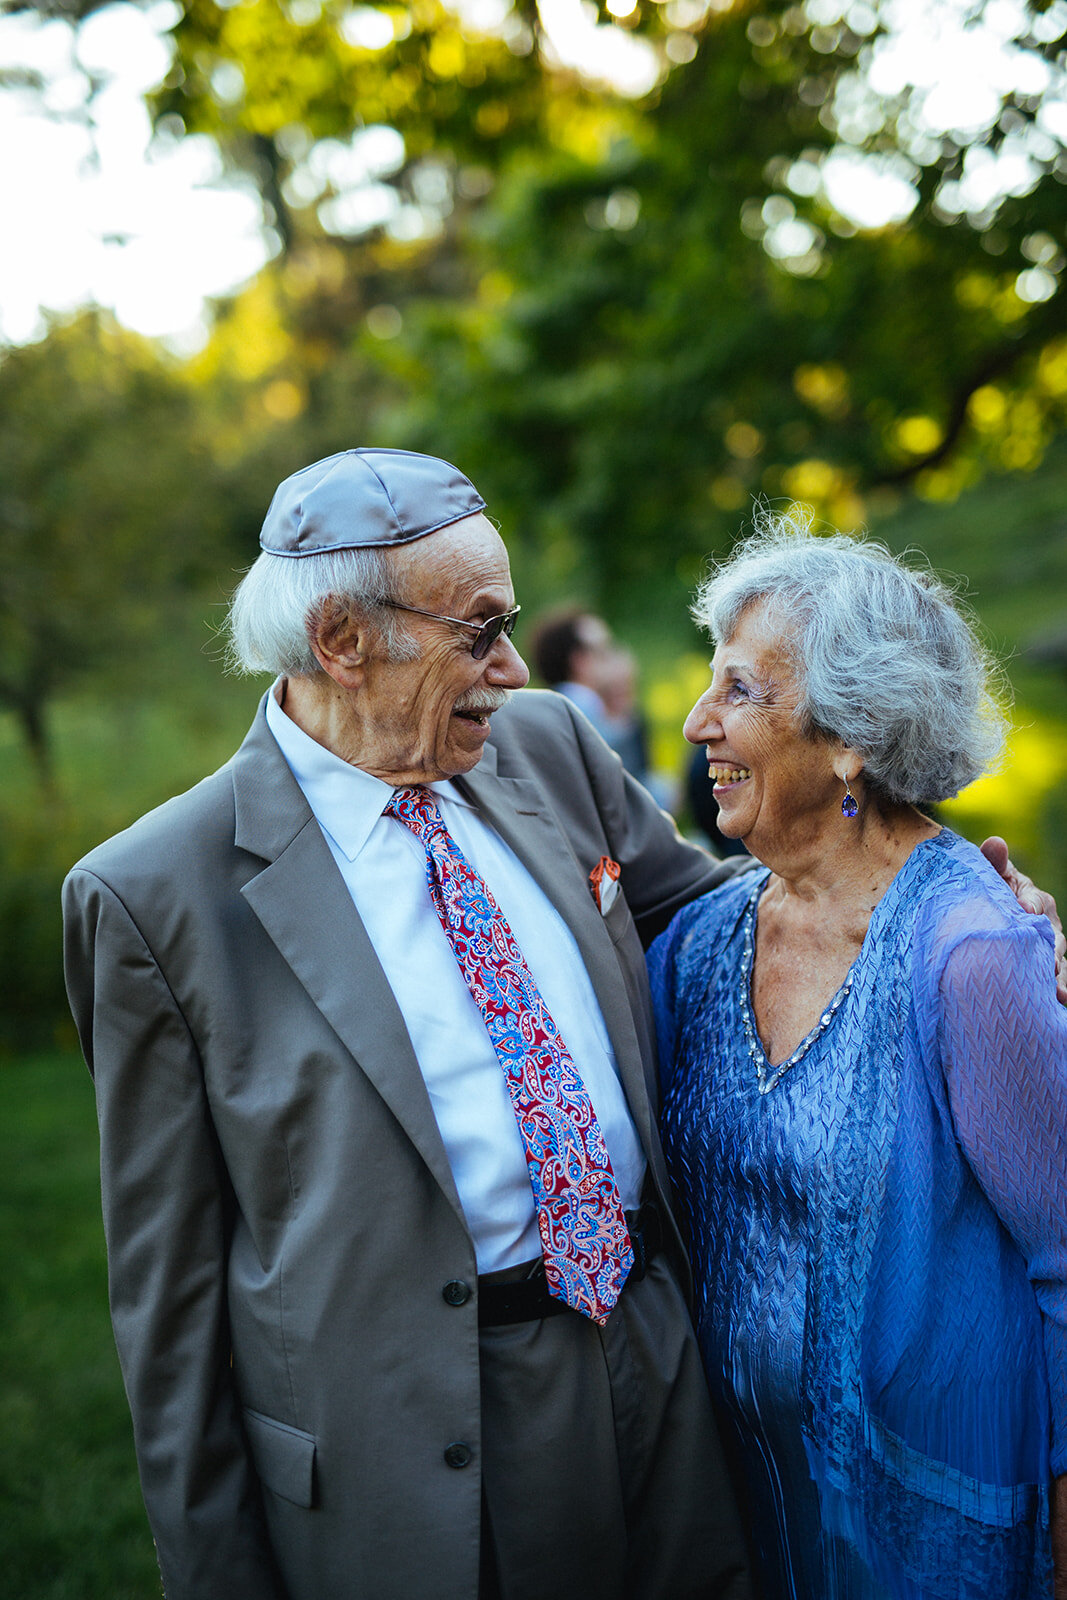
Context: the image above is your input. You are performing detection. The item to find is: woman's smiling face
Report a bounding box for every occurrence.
[683,599,844,854]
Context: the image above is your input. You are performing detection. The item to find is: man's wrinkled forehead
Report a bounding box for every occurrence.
[260,448,487,557]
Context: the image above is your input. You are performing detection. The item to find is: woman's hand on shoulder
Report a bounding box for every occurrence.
[980,836,1067,1005]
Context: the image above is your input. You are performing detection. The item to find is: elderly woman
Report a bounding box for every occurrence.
[649,522,1067,1599]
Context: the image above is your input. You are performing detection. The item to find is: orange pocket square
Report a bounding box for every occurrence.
[589,855,621,914]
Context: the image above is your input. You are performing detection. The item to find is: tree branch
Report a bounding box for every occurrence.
[872,293,1065,488]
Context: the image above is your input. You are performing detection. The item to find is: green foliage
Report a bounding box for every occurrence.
[869,436,1067,657]
[0,809,79,1054]
[134,0,1066,566]
[384,2,1066,605]
[158,0,558,156]
[149,0,637,267]
[0,599,263,1052]
[0,1052,158,1598]
[870,438,1067,907]
[0,314,232,774]
[10,0,1061,612]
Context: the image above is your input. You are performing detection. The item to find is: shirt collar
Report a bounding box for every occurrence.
[265,682,474,862]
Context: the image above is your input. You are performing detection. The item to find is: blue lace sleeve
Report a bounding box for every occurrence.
[935,914,1067,1473]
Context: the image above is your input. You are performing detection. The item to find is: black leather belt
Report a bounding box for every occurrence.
[477,1201,664,1328]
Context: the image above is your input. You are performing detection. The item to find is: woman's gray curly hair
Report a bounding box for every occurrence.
[692,509,1007,805]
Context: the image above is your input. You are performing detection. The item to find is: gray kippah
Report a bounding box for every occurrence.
[260,448,487,556]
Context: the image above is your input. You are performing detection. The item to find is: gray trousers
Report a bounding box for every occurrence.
[477,1254,750,1600]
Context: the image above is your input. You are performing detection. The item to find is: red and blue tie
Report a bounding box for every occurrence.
[386,786,634,1326]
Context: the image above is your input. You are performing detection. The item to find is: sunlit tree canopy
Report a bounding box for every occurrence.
[1,0,1064,594]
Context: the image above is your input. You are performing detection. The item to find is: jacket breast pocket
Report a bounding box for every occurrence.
[242,1407,317,1508]
[602,889,636,948]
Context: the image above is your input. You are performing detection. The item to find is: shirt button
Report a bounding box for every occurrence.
[442,1279,472,1307]
[444,1442,473,1469]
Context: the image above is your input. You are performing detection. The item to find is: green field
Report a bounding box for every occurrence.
[0,1054,159,1598]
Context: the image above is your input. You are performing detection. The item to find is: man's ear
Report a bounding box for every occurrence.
[310,598,367,689]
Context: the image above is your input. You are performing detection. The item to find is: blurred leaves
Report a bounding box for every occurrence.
[1,0,1065,639]
[0,312,228,773]
[380,2,1066,602]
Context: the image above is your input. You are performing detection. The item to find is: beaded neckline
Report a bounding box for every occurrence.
[739,872,854,1096]
[737,832,948,1095]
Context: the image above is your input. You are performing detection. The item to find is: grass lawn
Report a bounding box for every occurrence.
[0,1053,160,1599]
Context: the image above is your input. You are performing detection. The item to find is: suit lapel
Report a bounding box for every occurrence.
[231,702,466,1224]
[229,700,658,1224]
[455,763,659,1166]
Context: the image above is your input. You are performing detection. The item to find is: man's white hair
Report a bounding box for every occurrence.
[226,546,418,676]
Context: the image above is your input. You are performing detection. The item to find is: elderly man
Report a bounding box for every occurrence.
[63,449,751,1600]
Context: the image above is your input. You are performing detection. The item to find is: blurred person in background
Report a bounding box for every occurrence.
[531,609,654,787]
[530,607,614,732]
[598,644,654,792]
[649,518,1067,1599]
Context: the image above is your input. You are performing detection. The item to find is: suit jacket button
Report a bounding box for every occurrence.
[444,1442,473,1469]
[442,1279,472,1306]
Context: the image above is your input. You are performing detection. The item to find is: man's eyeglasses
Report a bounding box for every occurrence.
[382,599,521,661]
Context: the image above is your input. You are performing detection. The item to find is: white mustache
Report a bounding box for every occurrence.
[453,687,513,716]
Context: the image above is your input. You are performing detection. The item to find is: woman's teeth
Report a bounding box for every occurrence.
[709,764,752,784]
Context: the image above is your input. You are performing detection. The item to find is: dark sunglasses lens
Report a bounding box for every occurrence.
[472,611,516,660]
[471,623,495,661]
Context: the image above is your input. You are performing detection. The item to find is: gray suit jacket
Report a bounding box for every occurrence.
[63,688,741,1600]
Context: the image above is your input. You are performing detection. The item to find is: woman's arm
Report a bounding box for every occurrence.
[937,914,1067,1484]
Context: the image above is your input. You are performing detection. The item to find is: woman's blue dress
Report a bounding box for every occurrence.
[649,832,1067,1600]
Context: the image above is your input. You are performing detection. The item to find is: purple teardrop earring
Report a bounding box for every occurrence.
[841,777,858,819]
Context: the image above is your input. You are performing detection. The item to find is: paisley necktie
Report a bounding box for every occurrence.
[386,785,634,1326]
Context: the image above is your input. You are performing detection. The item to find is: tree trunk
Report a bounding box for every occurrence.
[5,689,54,790]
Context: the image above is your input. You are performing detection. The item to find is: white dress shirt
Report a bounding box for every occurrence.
[266,687,646,1270]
